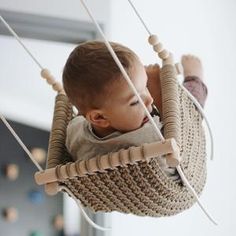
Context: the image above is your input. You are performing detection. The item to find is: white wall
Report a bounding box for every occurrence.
[0,0,111,130]
[109,0,236,236]
[0,0,110,24]
[0,36,75,130]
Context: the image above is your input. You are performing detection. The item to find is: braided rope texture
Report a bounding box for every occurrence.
[47,68,206,216]
[47,94,73,169]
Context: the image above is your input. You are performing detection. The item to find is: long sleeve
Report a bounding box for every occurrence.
[183,76,208,107]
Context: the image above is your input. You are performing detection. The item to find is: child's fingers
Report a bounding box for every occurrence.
[145,63,160,70]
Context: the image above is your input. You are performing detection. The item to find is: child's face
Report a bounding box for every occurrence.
[103,61,154,133]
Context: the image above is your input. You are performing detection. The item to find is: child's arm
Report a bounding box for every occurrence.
[181,55,208,107]
[183,76,208,107]
[145,55,208,116]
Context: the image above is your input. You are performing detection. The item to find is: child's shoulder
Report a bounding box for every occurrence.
[67,116,86,132]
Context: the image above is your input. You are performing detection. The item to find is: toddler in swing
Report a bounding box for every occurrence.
[62,41,207,178]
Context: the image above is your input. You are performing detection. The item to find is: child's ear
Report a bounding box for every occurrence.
[85,109,110,128]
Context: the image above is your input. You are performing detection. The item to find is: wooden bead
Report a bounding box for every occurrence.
[52,82,63,92]
[3,207,18,222]
[148,35,159,45]
[153,43,163,53]
[40,68,51,79]
[46,75,56,85]
[5,164,19,181]
[31,148,46,164]
[158,49,169,60]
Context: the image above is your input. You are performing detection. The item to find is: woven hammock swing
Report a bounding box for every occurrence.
[0,0,216,229]
[35,64,207,217]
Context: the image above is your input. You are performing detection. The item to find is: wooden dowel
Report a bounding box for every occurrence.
[35,168,57,185]
[35,138,179,185]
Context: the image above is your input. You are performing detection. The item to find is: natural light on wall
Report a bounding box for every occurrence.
[0,35,75,130]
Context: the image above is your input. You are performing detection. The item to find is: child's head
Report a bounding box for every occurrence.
[63,41,153,135]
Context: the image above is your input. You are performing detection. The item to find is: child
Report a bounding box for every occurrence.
[62,41,207,176]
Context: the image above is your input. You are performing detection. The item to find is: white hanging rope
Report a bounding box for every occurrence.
[0,15,45,170]
[0,15,43,70]
[179,83,214,160]
[127,0,152,35]
[126,0,217,224]
[0,110,105,230]
[60,186,111,231]
[0,114,43,171]
[127,0,214,161]
[0,15,65,170]
[176,166,217,225]
[80,0,164,142]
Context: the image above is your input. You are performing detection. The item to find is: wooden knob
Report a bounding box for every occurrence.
[5,164,19,181]
[166,153,180,167]
[44,182,60,196]
[2,207,18,222]
[165,144,181,167]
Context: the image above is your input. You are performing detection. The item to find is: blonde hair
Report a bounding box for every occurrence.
[63,41,139,114]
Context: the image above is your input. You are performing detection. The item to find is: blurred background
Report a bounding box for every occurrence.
[0,0,235,235]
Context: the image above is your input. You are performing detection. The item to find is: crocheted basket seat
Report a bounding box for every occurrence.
[37,64,207,217]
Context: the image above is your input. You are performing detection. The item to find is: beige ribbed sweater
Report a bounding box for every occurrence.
[66,115,180,180]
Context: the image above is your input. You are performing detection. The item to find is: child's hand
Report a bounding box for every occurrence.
[145,64,162,115]
[181,55,203,80]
